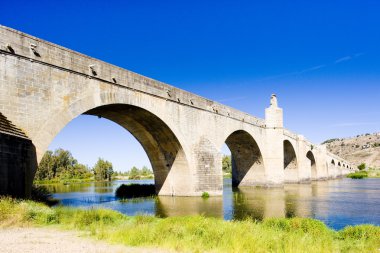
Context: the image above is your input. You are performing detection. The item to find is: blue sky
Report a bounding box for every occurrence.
[1,1,379,171]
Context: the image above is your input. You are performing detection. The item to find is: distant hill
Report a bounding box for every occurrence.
[322,132,380,169]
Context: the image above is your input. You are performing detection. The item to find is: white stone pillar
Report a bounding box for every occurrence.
[264,94,284,185]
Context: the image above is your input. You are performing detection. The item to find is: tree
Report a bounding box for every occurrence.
[93,158,114,181]
[35,148,93,181]
[222,155,232,174]
[35,150,54,180]
[358,163,366,171]
[128,166,140,179]
[141,166,152,176]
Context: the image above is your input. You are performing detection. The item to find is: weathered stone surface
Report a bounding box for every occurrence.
[0,25,354,197]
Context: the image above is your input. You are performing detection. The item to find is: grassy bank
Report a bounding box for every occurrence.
[367,169,380,178]
[34,177,95,185]
[1,198,379,253]
[347,169,380,179]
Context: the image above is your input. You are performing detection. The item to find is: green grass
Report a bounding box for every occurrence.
[1,197,379,252]
[347,171,369,179]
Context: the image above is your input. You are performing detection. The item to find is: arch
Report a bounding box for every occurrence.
[306,151,317,180]
[338,162,341,167]
[40,103,190,195]
[224,130,265,187]
[284,140,298,182]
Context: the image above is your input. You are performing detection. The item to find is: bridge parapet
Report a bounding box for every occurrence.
[283,129,298,140]
[0,25,265,128]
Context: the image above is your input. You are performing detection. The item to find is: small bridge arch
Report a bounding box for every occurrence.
[224,130,265,187]
[284,140,298,183]
[306,150,317,180]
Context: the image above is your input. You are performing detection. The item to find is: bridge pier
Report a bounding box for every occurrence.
[263,95,285,186]
[0,132,37,198]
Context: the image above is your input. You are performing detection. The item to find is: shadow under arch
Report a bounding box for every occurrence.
[306,151,317,180]
[48,104,189,195]
[224,130,265,187]
[329,159,336,178]
[284,140,298,183]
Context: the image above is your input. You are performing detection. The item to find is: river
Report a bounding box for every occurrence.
[43,178,380,230]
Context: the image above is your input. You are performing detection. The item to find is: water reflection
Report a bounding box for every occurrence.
[42,178,380,230]
[156,196,223,218]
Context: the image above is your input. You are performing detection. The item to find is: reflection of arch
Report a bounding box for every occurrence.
[284,140,298,182]
[45,104,189,195]
[225,130,264,187]
[306,151,317,180]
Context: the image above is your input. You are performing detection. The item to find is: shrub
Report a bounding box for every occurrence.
[201,192,210,199]
[347,171,368,179]
[357,163,366,170]
[115,184,156,199]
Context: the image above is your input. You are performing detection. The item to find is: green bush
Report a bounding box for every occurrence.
[347,171,368,179]
[358,163,366,170]
[201,192,210,199]
[115,184,156,199]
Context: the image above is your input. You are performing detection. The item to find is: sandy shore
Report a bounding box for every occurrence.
[0,227,170,253]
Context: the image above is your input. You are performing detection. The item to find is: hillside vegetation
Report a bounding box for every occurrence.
[323,132,380,168]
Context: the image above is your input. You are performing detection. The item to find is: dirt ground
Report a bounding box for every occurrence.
[0,227,170,253]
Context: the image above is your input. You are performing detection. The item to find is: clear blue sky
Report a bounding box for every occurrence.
[1,1,379,171]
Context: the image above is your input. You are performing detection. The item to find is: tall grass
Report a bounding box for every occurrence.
[1,197,379,252]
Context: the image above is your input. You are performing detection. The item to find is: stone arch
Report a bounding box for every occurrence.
[84,104,188,194]
[306,151,317,180]
[224,130,265,187]
[284,140,298,183]
[33,90,192,196]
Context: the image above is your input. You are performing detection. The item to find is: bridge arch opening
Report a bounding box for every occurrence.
[39,104,189,195]
[284,140,298,182]
[224,130,265,187]
[306,151,317,180]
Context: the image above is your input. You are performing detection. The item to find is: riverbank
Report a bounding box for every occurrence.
[1,198,379,253]
[34,177,96,185]
[347,169,380,179]
[34,175,155,185]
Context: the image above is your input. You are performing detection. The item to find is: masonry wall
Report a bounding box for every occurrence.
[0,133,37,197]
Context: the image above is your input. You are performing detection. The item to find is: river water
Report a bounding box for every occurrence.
[44,178,380,230]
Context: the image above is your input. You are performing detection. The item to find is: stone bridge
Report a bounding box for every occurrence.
[0,26,354,197]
